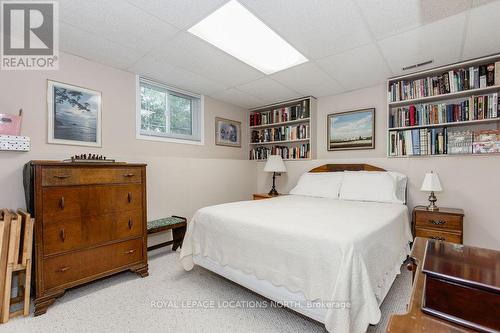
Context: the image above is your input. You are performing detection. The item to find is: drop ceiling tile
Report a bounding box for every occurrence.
[317,43,391,90]
[150,32,264,87]
[377,12,467,75]
[210,88,266,108]
[239,0,371,60]
[463,1,500,59]
[58,0,179,52]
[472,0,498,7]
[130,55,228,95]
[126,0,228,29]
[357,0,471,39]
[270,62,345,97]
[60,23,144,69]
[236,78,302,103]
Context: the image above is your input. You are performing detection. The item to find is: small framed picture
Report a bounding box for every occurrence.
[47,80,102,147]
[327,108,375,151]
[215,117,241,147]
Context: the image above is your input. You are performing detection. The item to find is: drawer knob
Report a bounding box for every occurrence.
[430,219,446,225]
[59,196,65,209]
[128,218,133,229]
[57,266,70,273]
[123,173,135,178]
[430,236,445,241]
[127,192,132,203]
[124,249,136,254]
[60,229,66,242]
[54,175,70,179]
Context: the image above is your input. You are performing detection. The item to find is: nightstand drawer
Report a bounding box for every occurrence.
[415,211,462,231]
[415,227,462,244]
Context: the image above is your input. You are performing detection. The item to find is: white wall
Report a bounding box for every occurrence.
[0,52,257,245]
[257,85,500,250]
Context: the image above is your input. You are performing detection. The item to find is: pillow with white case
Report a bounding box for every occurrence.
[339,171,405,204]
[289,172,344,199]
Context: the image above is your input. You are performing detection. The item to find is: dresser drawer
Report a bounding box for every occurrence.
[42,187,84,220]
[43,210,143,256]
[415,211,462,231]
[115,210,143,240]
[42,167,142,186]
[42,184,143,219]
[43,238,143,290]
[415,227,462,244]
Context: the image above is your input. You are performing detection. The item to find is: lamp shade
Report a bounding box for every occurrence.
[264,155,287,173]
[420,172,442,192]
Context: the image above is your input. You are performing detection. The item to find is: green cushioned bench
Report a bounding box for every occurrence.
[147,216,187,251]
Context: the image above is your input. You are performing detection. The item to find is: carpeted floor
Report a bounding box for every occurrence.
[1,248,411,333]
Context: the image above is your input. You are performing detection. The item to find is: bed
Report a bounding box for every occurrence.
[180,164,413,333]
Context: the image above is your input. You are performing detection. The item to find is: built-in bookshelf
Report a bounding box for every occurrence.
[248,97,316,161]
[387,54,500,158]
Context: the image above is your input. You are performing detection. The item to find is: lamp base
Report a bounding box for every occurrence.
[426,191,439,211]
[268,188,279,196]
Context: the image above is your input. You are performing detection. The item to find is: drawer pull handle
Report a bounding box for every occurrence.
[124,249,136,254]
[57,266,70,273]
[60,229,66,242]
[430,219,446,225]
[128,192,132,203]
[54,175,70,179]
[128,219,133,229]
[60,196,65,209]
[123,173,135,178]
[430,236,445,241]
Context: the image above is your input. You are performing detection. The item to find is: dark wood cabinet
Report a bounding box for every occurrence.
[28,161,148,315]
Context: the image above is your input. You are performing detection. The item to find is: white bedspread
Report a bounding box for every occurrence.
[180,195,412,333]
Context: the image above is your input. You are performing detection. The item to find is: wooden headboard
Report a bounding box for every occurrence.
[309,164,386,173]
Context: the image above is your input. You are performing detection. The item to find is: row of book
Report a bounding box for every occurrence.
[389,93,500,128]
[389,128,500,156]
[251,124,309,143]
[249,143,311,160]
[388,61,500,102]
[249,100,309,126]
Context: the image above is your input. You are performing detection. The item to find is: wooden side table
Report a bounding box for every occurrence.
[413,206,464,244]
[252,193,284,200]
[386,237,476,332]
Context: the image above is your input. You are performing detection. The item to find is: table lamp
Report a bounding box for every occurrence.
[264,155,287,196]
[420,171,443,211]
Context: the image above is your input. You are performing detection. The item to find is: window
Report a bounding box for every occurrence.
[136,77,203,144]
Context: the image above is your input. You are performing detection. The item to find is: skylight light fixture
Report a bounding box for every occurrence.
[188,0,308,74]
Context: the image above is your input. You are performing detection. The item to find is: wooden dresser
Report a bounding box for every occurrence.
[27,161,148,315]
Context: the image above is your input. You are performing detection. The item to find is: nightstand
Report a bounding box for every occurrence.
[253,193,284,200]
[412,206,464,244]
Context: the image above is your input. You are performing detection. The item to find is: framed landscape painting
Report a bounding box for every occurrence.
[215,117,241,147]
[47,80,102,147]
[327,108,375,151]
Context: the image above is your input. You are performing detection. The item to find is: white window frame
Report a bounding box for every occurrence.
[136,76,204,145]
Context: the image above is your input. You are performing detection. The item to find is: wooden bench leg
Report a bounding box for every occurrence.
[172,225,186,251]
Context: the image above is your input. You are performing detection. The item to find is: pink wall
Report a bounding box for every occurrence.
[0,53,257,229]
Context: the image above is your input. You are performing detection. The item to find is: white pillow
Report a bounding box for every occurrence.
[339,171,404,204]
[289,172,344,199]
[388,171,407,204]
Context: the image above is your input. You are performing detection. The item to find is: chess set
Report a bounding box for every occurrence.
[64,154,116,163]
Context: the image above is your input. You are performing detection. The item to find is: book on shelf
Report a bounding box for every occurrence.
[388,93,499,128]
[249,143,310,160]
[388,61,500,102]
[472,130,500,154]
[389,128,500,156]
[249,100,309,126]
[251,124,309,143]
